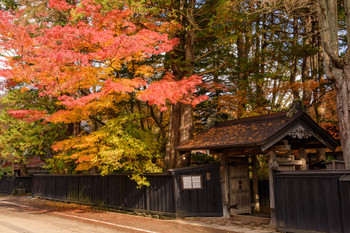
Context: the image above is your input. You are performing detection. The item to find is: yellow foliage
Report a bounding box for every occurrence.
[135,65,154,78]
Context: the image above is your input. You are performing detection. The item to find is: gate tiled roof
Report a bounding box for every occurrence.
[176,111,339,151]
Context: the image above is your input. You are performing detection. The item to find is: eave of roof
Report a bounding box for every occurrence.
[176,110,340,152]
[177,142,263,151]
[176,111,289,151]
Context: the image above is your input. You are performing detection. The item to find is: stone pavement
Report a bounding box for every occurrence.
[174,215,278,233]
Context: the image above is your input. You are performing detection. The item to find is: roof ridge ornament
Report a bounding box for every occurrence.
[287,99,306,118]
[289,125,312,139]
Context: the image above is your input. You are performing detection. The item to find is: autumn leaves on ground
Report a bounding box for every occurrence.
[0,0,347,184]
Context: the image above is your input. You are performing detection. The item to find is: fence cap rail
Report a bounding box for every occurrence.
[169,163,220,174]
[275,170,350,177]
[32,172,173,177]
[339,175,350,181]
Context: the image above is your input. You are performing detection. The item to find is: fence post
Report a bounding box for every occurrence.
[144,178,149,211]
[252,155,260,213]
[268,150,279,225]
[106,175,109,206]
[54,176,56,199]
[65,176,67,200]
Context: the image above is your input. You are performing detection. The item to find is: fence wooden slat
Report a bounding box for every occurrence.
[339,180,350,232]
[274,171,350,233]
[0,176,31,194]
[30,165,222,217]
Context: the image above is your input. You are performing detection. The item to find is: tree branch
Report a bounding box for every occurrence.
[194,44,222,62]
[197,60,228,76]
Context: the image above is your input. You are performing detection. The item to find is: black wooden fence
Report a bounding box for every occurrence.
[33,174,176,214]
[170,165,222,216]
[32,164,222,217]
[258,180,270,209]
[274,170,350,233]
[0,176,32,194]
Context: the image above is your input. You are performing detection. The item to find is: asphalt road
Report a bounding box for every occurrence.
[0,196,236,233]
[0,200,128,233]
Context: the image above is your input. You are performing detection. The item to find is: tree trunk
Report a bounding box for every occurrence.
[290,16,300,99]
[165,0,195,169]
[317,0,350,169]
[301,17,312,108]
[165,103,193,168]
[335,65,350,168]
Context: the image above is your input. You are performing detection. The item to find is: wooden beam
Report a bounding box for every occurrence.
[299,148,307,170]
[209,149,224,154]
[225,148,264,156]
[269,144,291,151]
[268,150,278,225]
[281,140,289,145]
[317,148,326,162]
[277,160,303,166]
[290,143,331,150]
[220,152,230,218]
[251,155,260,213]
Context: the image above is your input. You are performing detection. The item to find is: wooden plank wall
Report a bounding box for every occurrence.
[0,176,14,194]
[31,165,223,217]
[339,176,350,232]
[32,174,176,215]
[274,171,350,233]
[172,164,223,217]
[0,176,31,194]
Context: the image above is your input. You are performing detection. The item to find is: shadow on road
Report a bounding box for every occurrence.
[0,195,99,215]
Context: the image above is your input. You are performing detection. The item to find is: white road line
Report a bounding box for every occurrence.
[0,200,159,233]
[0,200,30,208]
[54,212,159,233]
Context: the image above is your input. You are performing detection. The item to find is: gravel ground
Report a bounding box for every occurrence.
[175,216,278,233]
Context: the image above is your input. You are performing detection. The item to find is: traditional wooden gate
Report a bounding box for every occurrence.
[228,157,251,214]
[176,110,340,218]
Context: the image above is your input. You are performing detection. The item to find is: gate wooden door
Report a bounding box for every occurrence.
[228,157,251,214]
